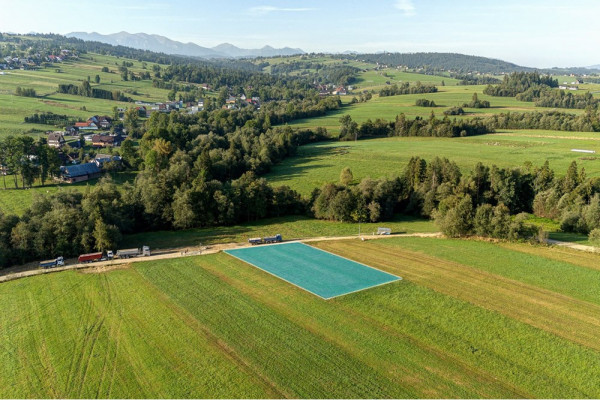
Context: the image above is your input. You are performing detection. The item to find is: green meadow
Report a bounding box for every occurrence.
[0,53,171,137]
[2,237,600,397]
[265,129,600,195]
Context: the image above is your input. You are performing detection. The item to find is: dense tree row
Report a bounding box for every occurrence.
[379,82,438,97]
[57,82,132,102]
[454,74,501,85]
[338,113,492,141]
[24,112,76,125]
[483,72,558,97]
[484,109,600,132]
[14,87,36,97]
[536,90,599,109]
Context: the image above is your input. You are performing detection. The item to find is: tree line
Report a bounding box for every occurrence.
[379,82,438,97]
[517,87,599,109]
[483,72,558,97]
[24,112,76,125]
[57,82,132,102]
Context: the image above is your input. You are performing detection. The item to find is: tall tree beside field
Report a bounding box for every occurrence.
[92,218,121,252]
[124,107,140,138]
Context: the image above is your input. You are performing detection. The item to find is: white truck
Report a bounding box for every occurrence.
[377,227,392,235]
[115,246,151,259]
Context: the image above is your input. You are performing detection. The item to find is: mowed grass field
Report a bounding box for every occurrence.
[2,237,600,397]
[265,130,600,195]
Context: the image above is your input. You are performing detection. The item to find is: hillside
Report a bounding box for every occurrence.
[349,52,531,74]
[66,31,306,59]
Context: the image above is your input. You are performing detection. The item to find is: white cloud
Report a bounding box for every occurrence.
[249,6,316,15]
[394,0,415,16]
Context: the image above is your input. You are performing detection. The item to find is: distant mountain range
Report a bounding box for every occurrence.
[66,31,305,59]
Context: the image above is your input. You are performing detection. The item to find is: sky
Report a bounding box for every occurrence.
[1,0,599,68]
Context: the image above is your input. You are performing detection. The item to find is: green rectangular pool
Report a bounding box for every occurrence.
[225,242,401,299]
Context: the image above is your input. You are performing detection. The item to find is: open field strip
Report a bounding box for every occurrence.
[314,238,600,351]
[265,130,600,195]
[498,242,600,271]
[120,214,437,249]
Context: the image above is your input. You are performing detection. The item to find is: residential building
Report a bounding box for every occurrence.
[47,132,66,148]
[59,163,102,183]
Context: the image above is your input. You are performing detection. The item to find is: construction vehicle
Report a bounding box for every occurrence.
[248,234,282,245]
[39,256,64,268]
[115,246,151,259]
[78,252,103,263]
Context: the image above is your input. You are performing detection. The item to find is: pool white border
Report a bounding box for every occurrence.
[224,242,402,300]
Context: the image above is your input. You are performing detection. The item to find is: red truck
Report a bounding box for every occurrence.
[78,252,103,263]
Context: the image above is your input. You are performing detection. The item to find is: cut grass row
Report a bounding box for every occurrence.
[315,239,600,351]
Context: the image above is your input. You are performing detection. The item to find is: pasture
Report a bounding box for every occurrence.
[265,130,600,195]
[287,86,586,135]
[0,52,171,137]
[2,237,600,397]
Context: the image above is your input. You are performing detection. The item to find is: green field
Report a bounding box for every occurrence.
[265,130,600,195]
[2,237,600,397]
[0,53,171,137]
[121,214,437,249]
[286,85,587,135]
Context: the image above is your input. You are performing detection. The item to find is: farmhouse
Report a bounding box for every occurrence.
[74,121,99,130]
[47,132,66,148]
[94,154,122,169]
[92,134,123,148]
[59,163,102,183]
[332,86,347,95]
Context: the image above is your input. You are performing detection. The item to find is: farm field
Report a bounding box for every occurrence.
[265,129,600,195]
[121,214,437,249]
[0,52,171,137]
[286,85,586,135]
[2,237,600,397]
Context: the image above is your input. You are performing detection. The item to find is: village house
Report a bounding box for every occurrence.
[332,86,347,95]
[47,132,66,148]
[59,163,102,183]
[94,154,123,169]
[74,121,99,130]
[92,133,123,148]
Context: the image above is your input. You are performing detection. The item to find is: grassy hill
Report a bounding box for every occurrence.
[2,237,600,397]
[0,52,171,138]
